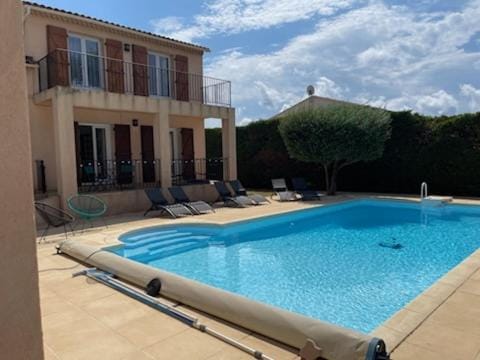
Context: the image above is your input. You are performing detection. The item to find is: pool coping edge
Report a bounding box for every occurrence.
[371,248,480,352]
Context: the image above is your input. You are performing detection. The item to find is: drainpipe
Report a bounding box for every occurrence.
[23,4,31,24]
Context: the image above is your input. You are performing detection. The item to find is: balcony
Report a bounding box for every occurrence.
[37,49,231,107]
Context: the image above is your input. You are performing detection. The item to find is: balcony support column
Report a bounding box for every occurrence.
[221,109,237,181]
[52,88,78,208]
[154,105,172,188]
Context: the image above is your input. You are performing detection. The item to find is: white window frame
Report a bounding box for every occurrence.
[147,51,171,98]
[78,123,112,180]
[68,33,104,89]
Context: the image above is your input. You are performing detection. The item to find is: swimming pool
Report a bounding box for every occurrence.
[111,199,480,333]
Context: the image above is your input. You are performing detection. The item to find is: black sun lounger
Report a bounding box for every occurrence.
[214,181,255,207]
[143,188,193,218]
[291,177,324,201]
[228,180,270,205]
[168,186,215,215]
[271,178,299,201]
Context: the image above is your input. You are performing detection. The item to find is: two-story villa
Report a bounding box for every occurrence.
[23,1,236,214]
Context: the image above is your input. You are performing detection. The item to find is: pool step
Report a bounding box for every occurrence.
[150,243,205,261]
[131,239,208,262]
[123,229,179,242]
[124,232,193,248]
[146,235,210,252]
[124,233,211,261]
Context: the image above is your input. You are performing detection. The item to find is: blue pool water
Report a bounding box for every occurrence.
[111,199,480,333]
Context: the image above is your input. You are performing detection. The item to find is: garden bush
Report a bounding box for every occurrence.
[206,111,480,196]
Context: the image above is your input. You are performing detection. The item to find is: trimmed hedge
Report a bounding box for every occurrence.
[206,111,480,196]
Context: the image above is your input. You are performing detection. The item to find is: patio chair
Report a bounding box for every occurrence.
[67,194,108,230]
[291,177,324,201]
[228,180,270,205]
[143,188,193,218]
[271,178,299,201]
[168,186,215,215]
[214,181,256,207]
[34,202,75,242]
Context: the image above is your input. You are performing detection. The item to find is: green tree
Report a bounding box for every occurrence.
[278,105,392,195]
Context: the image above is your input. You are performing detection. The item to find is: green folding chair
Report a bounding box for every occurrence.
[67,194,107,231]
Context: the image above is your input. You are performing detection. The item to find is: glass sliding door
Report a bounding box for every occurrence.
[68,35,103,89]
[148,52,170,97]
[78,124,111,184]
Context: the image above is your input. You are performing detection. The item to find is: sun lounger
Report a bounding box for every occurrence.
[271,178,299,201]
[143,188,193,218]
[291,177,324,201]
[214,181,255,207]
[168,186,215,214]
[228,180,269,204]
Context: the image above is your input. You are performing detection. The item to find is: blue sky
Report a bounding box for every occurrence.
[34,0,480,125]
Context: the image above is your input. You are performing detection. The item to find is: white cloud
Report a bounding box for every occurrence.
[415,90,459,114]
[201,0,480,121]
[314,77,346,99]
[150,16,185,33]
[460,84,480,111]
[238,117,255,126]
[151,0,358,42]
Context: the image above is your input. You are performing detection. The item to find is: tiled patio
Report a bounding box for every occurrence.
[37,194,480,360]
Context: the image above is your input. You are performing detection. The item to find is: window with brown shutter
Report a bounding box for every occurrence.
[105,39,125,93]
[175,55,189,101]
[132,45,148,96]
[46,25,69,87]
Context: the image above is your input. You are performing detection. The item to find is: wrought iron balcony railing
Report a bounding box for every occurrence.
[77,159,161,193]
[171,157,227,185]
[37,49,231,107]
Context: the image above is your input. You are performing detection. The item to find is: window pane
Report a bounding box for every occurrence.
[159,57,170,96]
[68,37,82,52]
[148,54,158,96]
[95,128,107,178]
[79,125,94,183]
[85,40,99,55]
[85,40,101,88]
[87,54,101,87]
[68,37,83,86]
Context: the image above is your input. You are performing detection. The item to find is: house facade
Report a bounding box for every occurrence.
[24,2,236,213]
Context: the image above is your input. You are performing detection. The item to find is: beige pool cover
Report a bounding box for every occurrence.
[59,240,387,360]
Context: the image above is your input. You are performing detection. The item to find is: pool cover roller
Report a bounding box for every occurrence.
[59,240,389,360]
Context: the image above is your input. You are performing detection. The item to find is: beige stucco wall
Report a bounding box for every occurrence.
[29,101,58,191]
[170,115,206,159]
[0,1,44,359]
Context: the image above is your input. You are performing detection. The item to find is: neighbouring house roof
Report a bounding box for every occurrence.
[271,95,355,119]
[23,1,210,53]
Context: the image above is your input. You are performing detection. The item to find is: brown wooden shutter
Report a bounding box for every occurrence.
[175,55,189,101]
[114,125,133,185]
[140,126,155,183]
[46,25,69,87]
[105,39,125,93]
[132,45,148,96]
[181,128,195,180]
